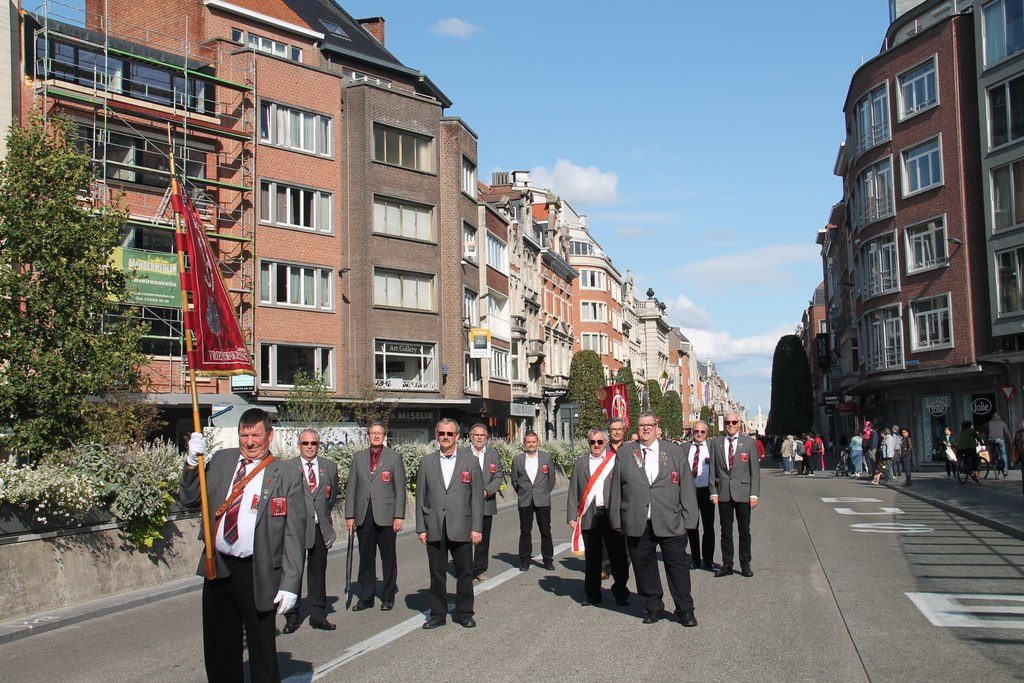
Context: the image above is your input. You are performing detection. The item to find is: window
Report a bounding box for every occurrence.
[581,333,608,354]
[372,123,434,172]
[486,292,511,340]
[863,306,903,372]
[898,59,937,118]
[465,355,482,391]
[259,101,331,156]
[996,245,1024,314]
[490,349,509,380]
[77,125,207,187]
[245,31,302,62]
[905,218,948,272]
[321,20,350,39]
[231,28,243,43]
[486,234,508,274]
[373,269,435,311]
[902,138,942,195]
[569,240,594,256]
[510,339,521,382]
[372,196,434,241]
[579,269,606,290]
[259,180,332,232]
[580,301,608,322]
[463,222,478,261]
[988,75,1024,148]
[858,234,899,299]
[991,159,1024,229]
[135,305,182,356]
[461,157,477,198]
[911,294,952,350]
[852,158,894,228]
[374,340,437,391]
[259,261,332,310]
[260,343,333,388]
[983,0,1024,66]
[852,84,889,156]
[464,288,479,326]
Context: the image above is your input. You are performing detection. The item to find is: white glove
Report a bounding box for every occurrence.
[274,590,298,615]
[186,432,206,467]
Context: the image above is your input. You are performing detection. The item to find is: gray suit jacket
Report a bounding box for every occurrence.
[344,447,407,527]
[615,439,699,538]
[709,434,761,502]
[415,450,483,542]
[567,453,621,530]
[180,448,305,612]
[510,450,556,507]
[469,446,505,516]
[290,456,340,549]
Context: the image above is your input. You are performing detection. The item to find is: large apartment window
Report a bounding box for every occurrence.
[859,234,899,299]
[487,292,511,340]
[490,349,509,380]
[260,343,333,387]
[372,123,434,172]
[863,306,903,372]
[259,180,332,232]
[259,261,332,310]
[911,294,952,350]
[581,333,608,354]
[463,222,478,261]
[465,354,482,391]
[375,340,437,391]
[259,101,331,156]
[461,157,477,198]
[569,240,594,256]
[902,138,942,196]
[579,269,606,290]
[983,0,1024,66]
[996,245,1024,314]
[372,196,434,242]
[898,59,938,119]
[853,158,894,228]
[991,158,1024,229]
[988,75,1024,148]
[580,301,608,322]
[904,218,948,272]
[852,84,889,156]
[372,269,435,311]
[464,288,479,326]
[77,125,207,187]
[244,30,302,62]
[486,234,508,274]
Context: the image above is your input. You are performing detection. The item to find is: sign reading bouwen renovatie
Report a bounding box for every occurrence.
[111,247,181,308]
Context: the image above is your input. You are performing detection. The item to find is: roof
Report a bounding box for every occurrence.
[279,0,405,67]
[532,203,549,220]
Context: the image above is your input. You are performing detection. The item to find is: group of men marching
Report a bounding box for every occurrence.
[181,406,759,682]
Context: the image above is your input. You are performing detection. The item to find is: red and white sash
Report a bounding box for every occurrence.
[571,452,616,556]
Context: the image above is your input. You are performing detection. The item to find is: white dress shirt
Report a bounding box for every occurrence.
[689,442,710,488]
[588,454,607,507]
[525,452,539,483]
[473,447,487,472]
[215,457,264,558]
[641,440,659,519]
[302,456,319,524]
[725,436,737,470]
[440,451,458,488]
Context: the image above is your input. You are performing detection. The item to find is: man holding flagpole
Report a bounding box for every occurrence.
[567,428,629,606]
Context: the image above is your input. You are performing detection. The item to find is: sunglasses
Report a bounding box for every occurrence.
[588,439,605,445]
[436,431,457,437]
[725,420,740,425]
[300,440,319,446]
[692,430,707,435]
[639,423,657,428]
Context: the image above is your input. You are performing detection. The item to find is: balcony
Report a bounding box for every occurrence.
[526,338,545,360]
[864,346,903,373]
[860,271,898,299]
[854,123,889,157]
[486,316,512,341]
[374,377,438,392]
[855,195,894,229]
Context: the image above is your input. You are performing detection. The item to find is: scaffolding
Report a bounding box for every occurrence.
[28,0,256,392]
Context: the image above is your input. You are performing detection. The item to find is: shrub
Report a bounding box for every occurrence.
[0,456,100,524]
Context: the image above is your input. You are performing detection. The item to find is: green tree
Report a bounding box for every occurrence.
[699,405,719,437]
[614,366,642,431]
[645,380,663,417]
[0,116,143,457]
[766,334,813,436]
[283,371,340,429]
[660,390,685,439]
[567,350,606,439]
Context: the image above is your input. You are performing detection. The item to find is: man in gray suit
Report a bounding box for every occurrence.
[710,411,761,578]
[468,423,504,582]
[181,408,305,683]
[345,421,406,612]
[416,418,483,629]
[510,431,556,571]
[282,429,339,633]
[615,411,699,626]
[683,421,716,571]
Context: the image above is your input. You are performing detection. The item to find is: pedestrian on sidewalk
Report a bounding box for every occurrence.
[792,437,803,474]
[864,421,879,477]
[814,434,825,472]
[849,432,863,478]
[890,426,903,477]
[900,428,913,487]
[987,412,1012,477]
[801,434,815,476]
[781,435,794,474]
[942,425,956,477]
[955,421,979,482]
[1013,418,1024,470]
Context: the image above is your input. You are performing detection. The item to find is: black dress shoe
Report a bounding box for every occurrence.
[703,561,716,572]
[422,616,446,629]
[740,565,754,578]
[542,560,555,570]
[519,562,530,572]
[352,600,374,611]
[642,612,662,624]
[582,596,602,606]
[690,560,701,570]
[309,618,336,631]
[453,616,476,628]
[714,566,734,578]
[282,619,300,634]
[380,600,394,611]
[614,594,630,606]
[678,611,698,627]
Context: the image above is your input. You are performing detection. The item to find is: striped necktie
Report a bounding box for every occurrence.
[222,459,248,545]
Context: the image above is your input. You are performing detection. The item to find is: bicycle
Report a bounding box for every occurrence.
[956,448,991,484]
[986,439,1010,479]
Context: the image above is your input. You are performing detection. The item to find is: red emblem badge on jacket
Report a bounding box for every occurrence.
[740,453,749,463]
[460,470,471,484]
[489,463,497,474]
[541,464,549,474]
[381,471,392,483]
[250,494,260,510]
[671,471,680,484]
[324,484,332,498]
[270,497,287,516]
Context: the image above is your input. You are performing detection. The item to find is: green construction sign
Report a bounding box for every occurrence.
[112,247,181,308]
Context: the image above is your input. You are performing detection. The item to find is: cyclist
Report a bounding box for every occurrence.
[955,420,979,482]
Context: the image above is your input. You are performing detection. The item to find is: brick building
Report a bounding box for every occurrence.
[567,214,625,378]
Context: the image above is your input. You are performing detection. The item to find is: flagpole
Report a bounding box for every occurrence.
[169,125,216,580]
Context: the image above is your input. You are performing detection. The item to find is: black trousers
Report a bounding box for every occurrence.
[799,457,814,475]
[685,486,716,566]
[518,504,553,562]
[626,522,693,615]
[582,509,629,601]
[719,499,752,568]
[202,554,279,683]
[472,514,494,576]
[286,524,328,619]
[425,519,474,619]
[902,456,913,484]
[356,501,398,602]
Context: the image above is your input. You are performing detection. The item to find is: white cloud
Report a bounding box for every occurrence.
[675,244,820,292]
[617,225,649,238]
[663,293,713,331]
[430,18,481,38]
[530,159,618,205]
[676,324,793,366]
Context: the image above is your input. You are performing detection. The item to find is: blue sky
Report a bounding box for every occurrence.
[339,1,894,412]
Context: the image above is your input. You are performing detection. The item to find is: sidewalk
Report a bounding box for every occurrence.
[880,469,1024,540]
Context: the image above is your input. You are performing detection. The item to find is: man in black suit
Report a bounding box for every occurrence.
[510,431,556,571]
[710,411,761,578]
[467,423,504,582]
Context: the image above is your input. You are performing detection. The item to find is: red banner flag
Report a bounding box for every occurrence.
[596,382,630,429]
[171,182,254,376]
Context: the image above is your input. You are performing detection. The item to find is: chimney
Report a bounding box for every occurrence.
[491,171,510,186]
[511,170,530,188]
[357,17,385,45]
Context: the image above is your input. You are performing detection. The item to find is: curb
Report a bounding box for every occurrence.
[881,481,1024,542]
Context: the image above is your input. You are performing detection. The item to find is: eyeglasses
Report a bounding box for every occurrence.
[300,440,319,446]
[724,420,740,425]
[588,439,606,445]
[692,429,707,435]
[638,423,657,429]
[436,431,456,437]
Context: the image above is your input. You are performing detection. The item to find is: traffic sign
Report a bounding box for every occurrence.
[1001,385,1016,401]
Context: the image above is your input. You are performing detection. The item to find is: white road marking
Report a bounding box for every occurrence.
[834,507,904,515]
[821,497,881,503]
[289,541,573,681]
[907,593,1024,629]
[850,522,933,533]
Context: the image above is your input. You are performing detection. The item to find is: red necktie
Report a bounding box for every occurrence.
[728,438,735,470]
[692,445,700,477]
[222,459,248,545]
[307,461,316,493]
[370,446,382,473]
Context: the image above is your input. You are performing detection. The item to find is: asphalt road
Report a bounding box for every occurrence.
[2,471,1022,682]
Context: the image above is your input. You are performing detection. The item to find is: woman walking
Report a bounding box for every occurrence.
[781,435,794,474]
[900,427,913,486]
[849,432,863,478]
[942,426,956,477]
